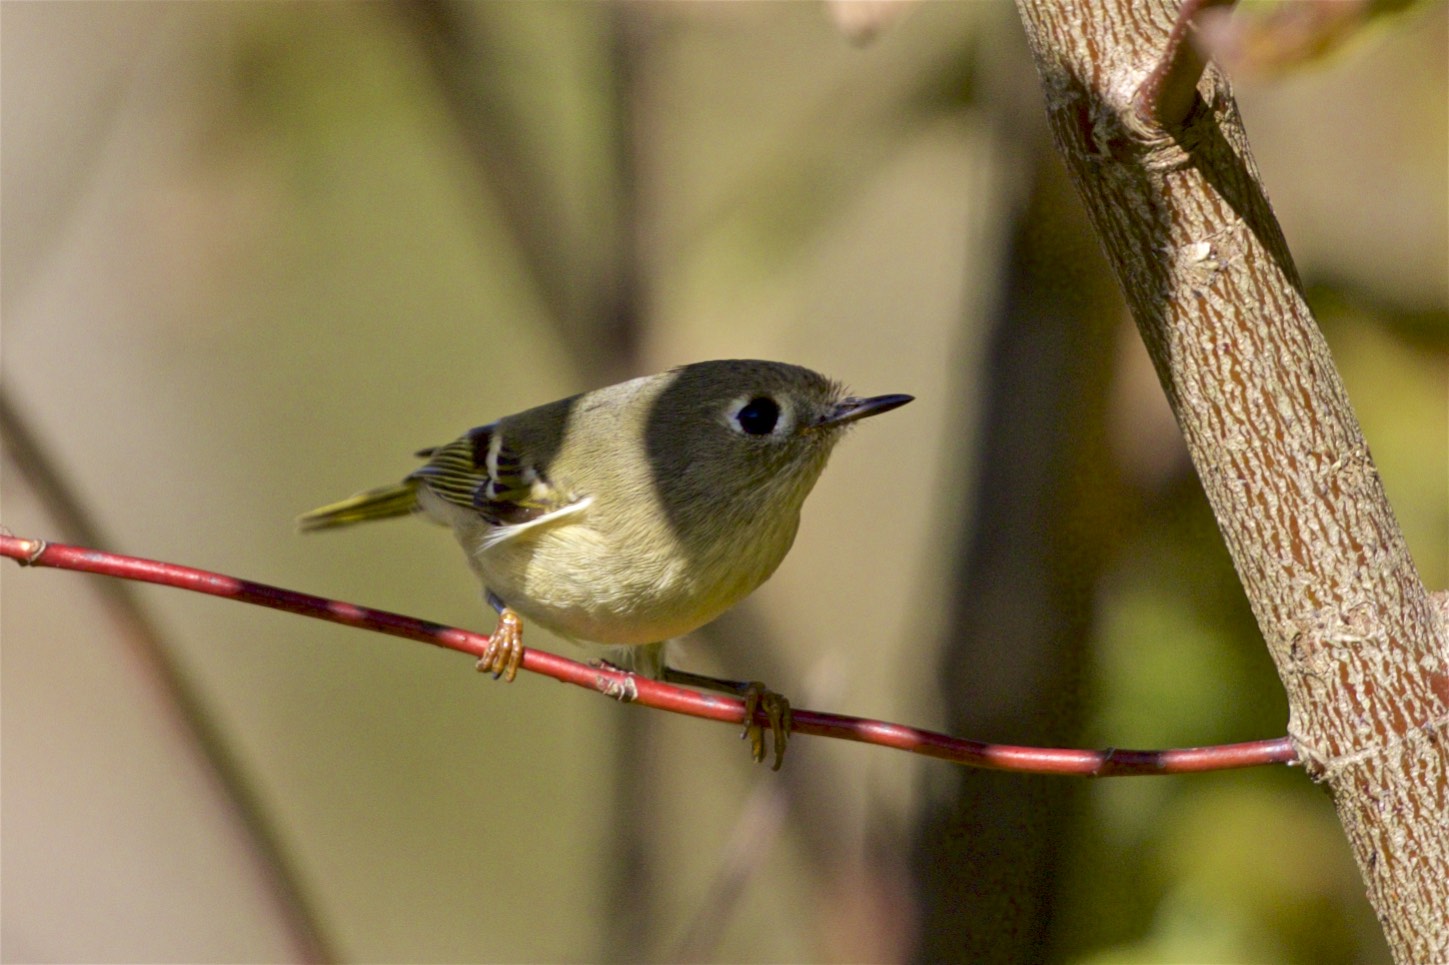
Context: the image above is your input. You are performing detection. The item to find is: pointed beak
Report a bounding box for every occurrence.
[816,393,914,428]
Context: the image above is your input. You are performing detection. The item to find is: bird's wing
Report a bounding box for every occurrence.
[410,422,590,540]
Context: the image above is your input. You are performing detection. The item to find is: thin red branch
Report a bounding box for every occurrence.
[1134,0,1237,129]
[2,533,1297,776]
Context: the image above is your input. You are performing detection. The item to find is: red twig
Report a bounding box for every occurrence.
[1134,0,1237,129]
[2,533,1298,776]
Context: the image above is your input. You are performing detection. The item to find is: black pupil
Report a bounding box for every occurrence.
[737,397,780,435]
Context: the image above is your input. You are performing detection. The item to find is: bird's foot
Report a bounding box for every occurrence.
[661,667,793,770]
[477,607,524,682]
[740,681,792,771]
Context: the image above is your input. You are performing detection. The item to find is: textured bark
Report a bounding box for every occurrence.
[1014,1,1449,960]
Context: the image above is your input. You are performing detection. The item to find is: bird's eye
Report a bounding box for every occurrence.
[735,396,781,436]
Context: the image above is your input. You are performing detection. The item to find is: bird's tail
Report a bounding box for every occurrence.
[297,481,420,532]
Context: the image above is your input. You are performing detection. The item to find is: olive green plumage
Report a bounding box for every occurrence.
[299,359,911,657]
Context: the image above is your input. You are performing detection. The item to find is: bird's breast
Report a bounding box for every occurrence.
[468,502,798,646]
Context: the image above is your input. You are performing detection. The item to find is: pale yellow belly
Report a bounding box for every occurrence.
[475,520,791,646]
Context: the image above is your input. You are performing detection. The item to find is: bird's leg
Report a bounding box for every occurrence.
[661,667,793,771]
[478,591,524,682]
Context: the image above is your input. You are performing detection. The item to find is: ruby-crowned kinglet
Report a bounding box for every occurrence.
[299,359,912,767]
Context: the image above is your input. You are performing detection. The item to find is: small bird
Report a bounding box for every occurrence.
[299,359,911,767]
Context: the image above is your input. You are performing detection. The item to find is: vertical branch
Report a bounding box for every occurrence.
[912,144,1124,961]
[1013,0,1449,959]
[396,5,664,954]
[394,1,643,371]
[395,1,579,349]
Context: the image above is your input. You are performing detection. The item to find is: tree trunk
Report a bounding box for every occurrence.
[1012,1,1449,959]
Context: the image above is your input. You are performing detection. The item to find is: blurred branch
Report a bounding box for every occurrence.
[915,133,1123,961]
[392,1,643,373]
[393,1,575,342]
[2,533,1298,777]
[393,7,660,954]
[0,390,334,964]
[669,721,793,962]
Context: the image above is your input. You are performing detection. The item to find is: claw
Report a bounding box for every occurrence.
[740,681,792,771]
[478,607,524,682]
[659,667,794,769]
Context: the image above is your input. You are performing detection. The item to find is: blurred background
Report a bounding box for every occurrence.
[2,2,1443,962]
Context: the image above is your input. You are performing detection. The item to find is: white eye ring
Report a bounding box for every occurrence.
[725,394,795,438]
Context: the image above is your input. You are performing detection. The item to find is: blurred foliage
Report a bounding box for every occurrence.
[1204,0,1429,76]
[1061,469,1388,962]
